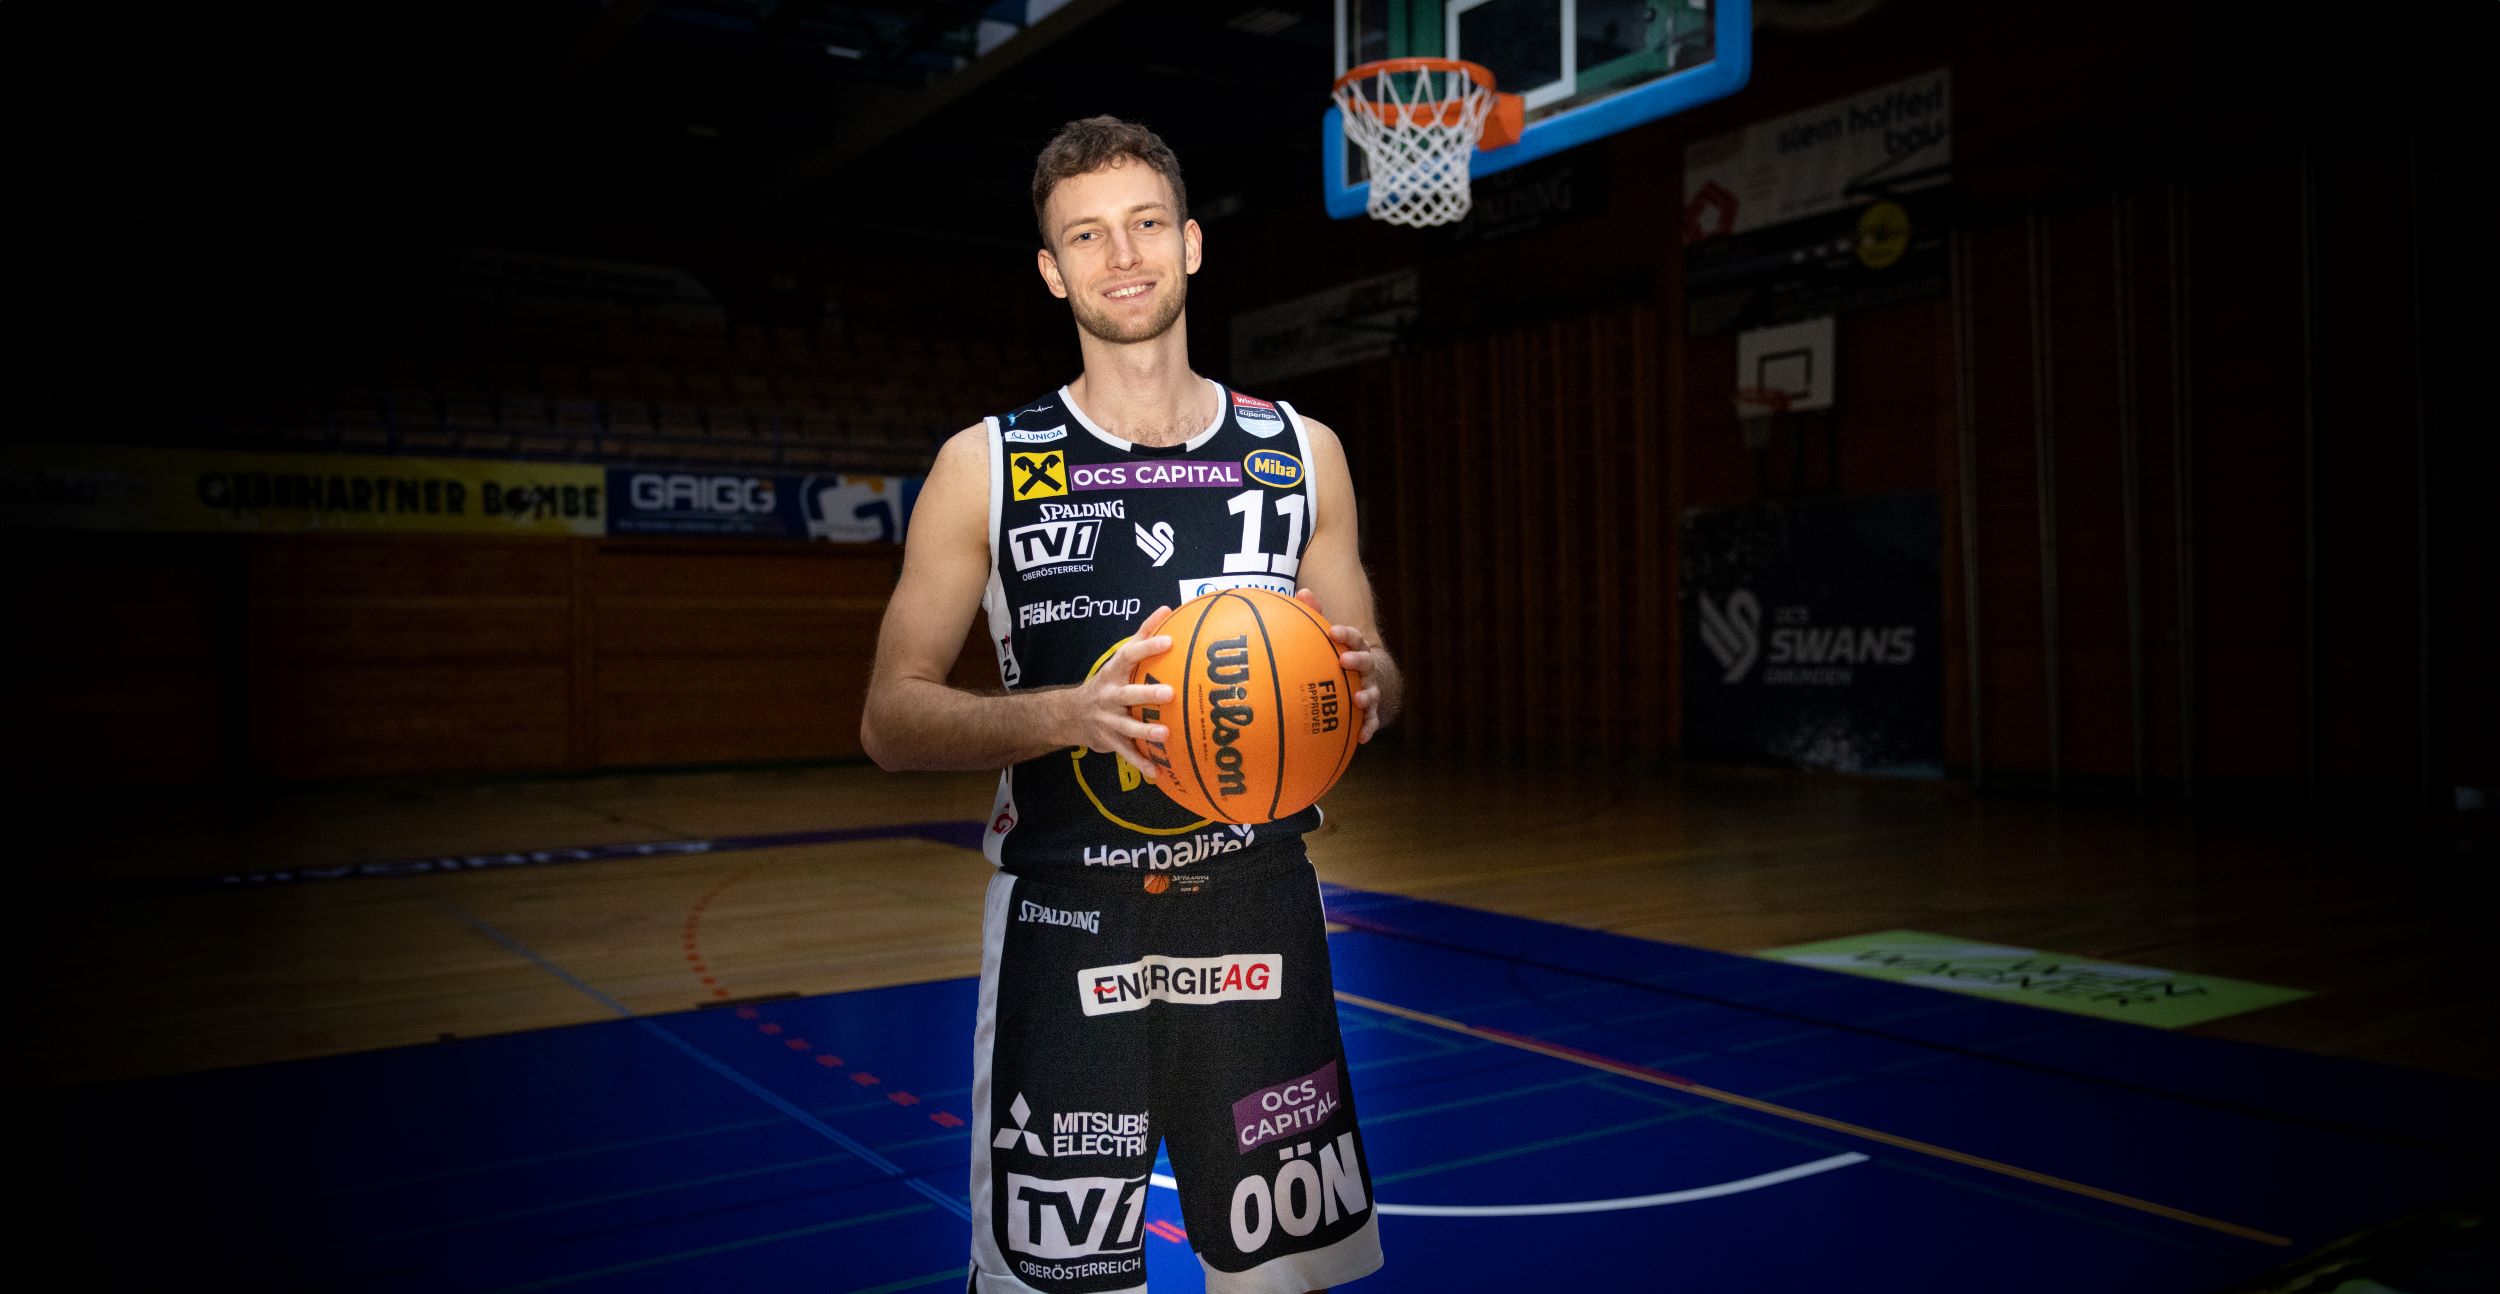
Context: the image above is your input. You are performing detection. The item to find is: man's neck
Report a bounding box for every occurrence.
[1067,328,1212,448]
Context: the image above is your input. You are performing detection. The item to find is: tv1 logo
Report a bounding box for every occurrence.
[1005,1172,1148,1260]
[1008,519,1102,571]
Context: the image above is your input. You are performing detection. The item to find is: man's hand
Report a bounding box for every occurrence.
[1065,605,1177,779]
[1296,588,1387,744]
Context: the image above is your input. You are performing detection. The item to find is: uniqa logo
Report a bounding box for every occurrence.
[1697,588,1761,683]
[1242,450,1303,489]
[1204,634,1254,796]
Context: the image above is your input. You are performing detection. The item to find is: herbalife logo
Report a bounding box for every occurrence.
[1134,520,1175,567]
[995,1092,1046,1155]
[1698,588,1762,683]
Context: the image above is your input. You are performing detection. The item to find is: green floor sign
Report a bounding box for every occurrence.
[1758,930,2308,1028]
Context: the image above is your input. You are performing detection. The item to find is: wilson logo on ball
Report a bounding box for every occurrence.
[1204,635,1255,798]
[1132,589,1358,824]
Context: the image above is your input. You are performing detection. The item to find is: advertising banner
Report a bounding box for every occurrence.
[1759,930,2310,1028]
[606,468,921,543]
[1682,69,1951,335]
[0,447,923,543]
[1681,494,1942,776]
[1230,268,1419,386]
[0,445,606,536]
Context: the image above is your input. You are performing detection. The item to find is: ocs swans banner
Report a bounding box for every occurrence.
[1681,494,1941,777]
[0,446,919,544]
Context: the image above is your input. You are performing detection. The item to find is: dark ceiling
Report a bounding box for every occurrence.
[15,0,1343,263]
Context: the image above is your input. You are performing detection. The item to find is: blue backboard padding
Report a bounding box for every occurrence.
[1324,0,1755,220]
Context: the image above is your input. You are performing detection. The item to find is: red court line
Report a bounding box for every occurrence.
[682,872,969,1131]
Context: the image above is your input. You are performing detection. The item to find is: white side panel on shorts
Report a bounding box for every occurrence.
[968,869,1147,1294]
[1200,1213,1383,1294]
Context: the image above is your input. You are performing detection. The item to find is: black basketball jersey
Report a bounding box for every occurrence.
[977,380,1325,874]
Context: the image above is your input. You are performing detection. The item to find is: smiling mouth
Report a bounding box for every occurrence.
[1105,283,1152,300]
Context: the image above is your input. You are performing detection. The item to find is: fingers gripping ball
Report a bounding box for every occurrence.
[1130,589,1358,824]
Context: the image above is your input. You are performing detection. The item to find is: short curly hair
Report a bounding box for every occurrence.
[1030,116,1189,249]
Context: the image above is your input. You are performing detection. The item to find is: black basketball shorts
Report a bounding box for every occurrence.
[967,847,1383,1294]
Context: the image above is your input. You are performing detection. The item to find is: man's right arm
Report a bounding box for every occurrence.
[858,424,1176,777]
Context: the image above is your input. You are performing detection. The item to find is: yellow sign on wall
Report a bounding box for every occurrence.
[0,446,607,537]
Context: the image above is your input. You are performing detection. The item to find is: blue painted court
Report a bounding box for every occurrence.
[63,883,2495,1291]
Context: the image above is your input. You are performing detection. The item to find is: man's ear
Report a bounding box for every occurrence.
[1036,247,1068,299]
[1183,219,1202,276]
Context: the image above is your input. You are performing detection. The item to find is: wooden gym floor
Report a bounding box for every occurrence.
[28,749,2495,1090]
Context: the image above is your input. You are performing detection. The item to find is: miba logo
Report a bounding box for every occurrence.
[1698,588,1762,683]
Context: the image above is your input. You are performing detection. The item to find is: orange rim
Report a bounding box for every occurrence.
[1332,57,1523,147]
[1330,56,1499,97]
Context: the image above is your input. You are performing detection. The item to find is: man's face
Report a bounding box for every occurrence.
[1037,160,1201,346]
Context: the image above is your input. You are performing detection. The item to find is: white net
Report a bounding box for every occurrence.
[1333,61,1495,228]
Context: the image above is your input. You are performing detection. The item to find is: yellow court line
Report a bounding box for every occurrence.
[1332,990,2291,1248]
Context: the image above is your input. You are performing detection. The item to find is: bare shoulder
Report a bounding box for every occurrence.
[1291,409,1345,450]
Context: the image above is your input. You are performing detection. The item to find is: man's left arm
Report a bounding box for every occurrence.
[1290,413,1402,743]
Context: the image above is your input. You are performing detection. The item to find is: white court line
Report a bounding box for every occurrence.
[1148,1151,1868,1218]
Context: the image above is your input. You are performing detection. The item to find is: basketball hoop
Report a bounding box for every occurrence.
[1331,58,1525,228]
[1733,386,1793,451]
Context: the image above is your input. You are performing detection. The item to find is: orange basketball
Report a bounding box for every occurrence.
[1130,589,1359,825]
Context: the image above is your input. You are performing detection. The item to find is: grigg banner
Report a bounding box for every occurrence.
[605,468,922,542]
[1680,494,1942,776]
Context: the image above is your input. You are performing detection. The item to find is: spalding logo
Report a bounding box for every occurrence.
[1242,450,1303,489]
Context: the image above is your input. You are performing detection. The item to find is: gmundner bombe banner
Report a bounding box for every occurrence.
[1680,494,1942,777]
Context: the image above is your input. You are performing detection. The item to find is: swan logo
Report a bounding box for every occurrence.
[1134,520,1175,566]
[1698,589,1762,683]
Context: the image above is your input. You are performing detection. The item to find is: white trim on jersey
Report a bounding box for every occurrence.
[982,416,1021,870]
[984,415,1004,573]
[1061,378,1227,453]
[1277,399,1320,543]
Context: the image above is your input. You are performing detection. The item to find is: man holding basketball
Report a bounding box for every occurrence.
[861,117,1400,1293]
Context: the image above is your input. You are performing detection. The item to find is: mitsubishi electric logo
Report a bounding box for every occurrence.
[1698,588,1762,683]
[995,1092,1047,1155]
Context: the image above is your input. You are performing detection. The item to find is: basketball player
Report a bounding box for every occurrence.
[860,117,1399,1293]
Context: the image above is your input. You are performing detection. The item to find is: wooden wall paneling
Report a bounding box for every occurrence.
[569,538,597,767]
[2025,210,2064,791]
[1501,327,1528,755]
[589,540,896,768]
[2311,140,2423,792]
[2112,191,2149,795]
[1457,338,1493,755]
[2043,199,2136,785]
[247,536,575,780]
[1944,230,1980,780]
[1644,304,1672,758]
[2164,179,2199,797]
[2126,186,2188,790]
[1,536,230,789]
[1967,217,2050,779]
[2186,161,2309,785]
[1411,346,1452,752]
